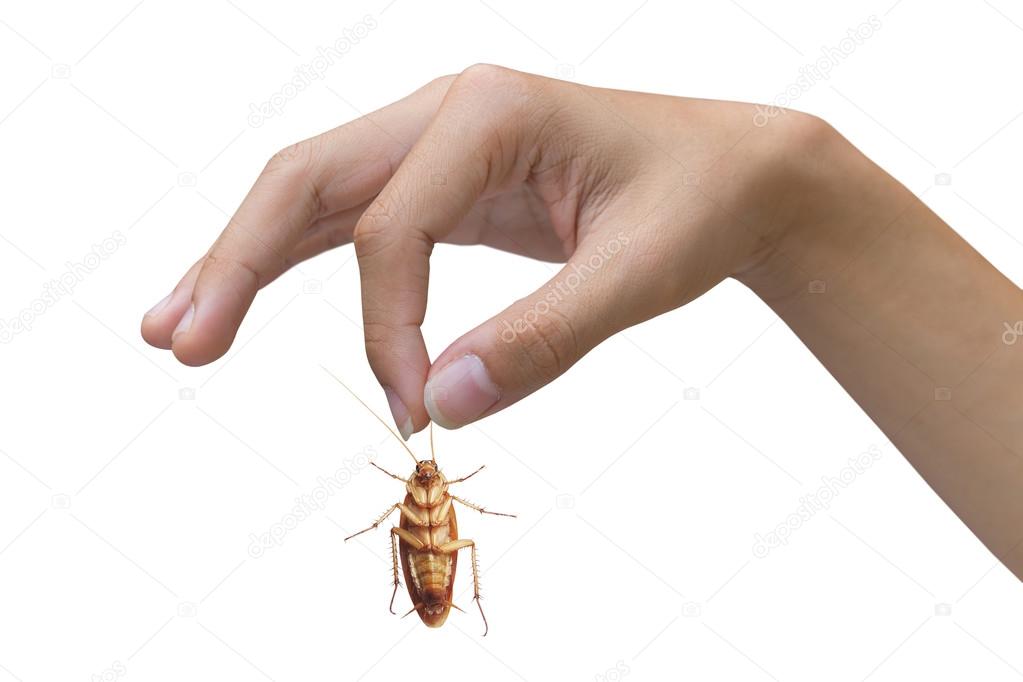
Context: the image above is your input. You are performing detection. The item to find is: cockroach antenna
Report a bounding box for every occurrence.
[320,366,419,465]
[429,422,438,466]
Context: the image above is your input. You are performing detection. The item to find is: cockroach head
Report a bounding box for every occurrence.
[414,459,439,481]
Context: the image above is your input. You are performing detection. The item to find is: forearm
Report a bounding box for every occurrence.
[737,122,1023,579]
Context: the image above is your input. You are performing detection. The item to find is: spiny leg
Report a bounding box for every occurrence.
[450,494,516,518]
[347,503,431,542]
[436,538,488,636]
[344,503,398,541]
[370,461,406,481]
[469,542,487,636]
[388,528,401,615]
[447,465,485,484]
[392,528,427,618]
[393,526,425,549]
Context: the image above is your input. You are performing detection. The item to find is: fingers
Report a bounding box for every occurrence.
[424,230,640,429]
[141,76,455,364]
[140,257,204,350]
[283,186,565,275]
[170,164,324,365]
[352,65,542,437]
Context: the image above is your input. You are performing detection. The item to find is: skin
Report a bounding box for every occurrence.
[140,65,1023,580]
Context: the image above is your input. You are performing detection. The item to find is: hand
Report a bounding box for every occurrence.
[140,64,829,436]
[140,65,1023,579]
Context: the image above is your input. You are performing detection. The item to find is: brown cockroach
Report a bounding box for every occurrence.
[324,369,515,635]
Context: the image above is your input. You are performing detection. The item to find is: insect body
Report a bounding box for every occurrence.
[325,369,514,635]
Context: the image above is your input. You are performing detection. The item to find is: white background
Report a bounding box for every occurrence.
[1,1,1022,680]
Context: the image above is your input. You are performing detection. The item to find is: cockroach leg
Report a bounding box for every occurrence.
[447,465,486,484]
[436,538,488,636]
[344,503,399,541]
[347,503,431,542]
[471,543,489,637]
[398,504,431,528]
[450,495,517,518]
[392,526,425,549]
[388,529,401,615]
[370,461,405,481]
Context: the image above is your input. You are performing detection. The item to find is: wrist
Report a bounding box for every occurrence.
[732,111,875,306]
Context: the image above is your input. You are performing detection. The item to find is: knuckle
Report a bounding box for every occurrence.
[512,307,578,384]
[203,253,263,290]
[754,109,837,162]
[457,62,509,85]
[451,63,523,101]
[352,200,396,258]
[759,111,838,203]
[362,319,401,363]
[265,138,328,221]
[426,73,458,92]
[265,138,318,177]
[781,111,835,150]
[445,65,537,187]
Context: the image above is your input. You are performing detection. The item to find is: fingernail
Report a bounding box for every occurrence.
[146,292,173,317]
[172,303,194,342]
[424,354,500,429]
[384,386,413,441]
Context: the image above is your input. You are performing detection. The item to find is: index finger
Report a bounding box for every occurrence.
[352,65,544,437]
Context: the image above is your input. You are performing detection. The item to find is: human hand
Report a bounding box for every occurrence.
[140,64,827,437]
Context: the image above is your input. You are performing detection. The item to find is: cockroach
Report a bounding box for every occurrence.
[324,369,515,635]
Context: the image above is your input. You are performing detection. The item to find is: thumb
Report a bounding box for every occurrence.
[424,232,638,429]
